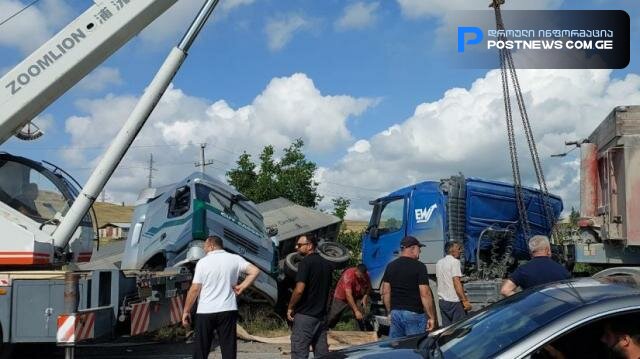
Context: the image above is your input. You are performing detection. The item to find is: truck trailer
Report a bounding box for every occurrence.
[573,105,640,266]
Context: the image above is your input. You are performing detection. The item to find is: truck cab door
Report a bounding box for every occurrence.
[363,196,406,289]
[409,189,445,274]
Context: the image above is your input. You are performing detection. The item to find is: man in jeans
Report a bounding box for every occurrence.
[381,236,438,338]
[287,233,338,358]
[436,241,472,326]
[327,264,371,330]
[182,235,260,359]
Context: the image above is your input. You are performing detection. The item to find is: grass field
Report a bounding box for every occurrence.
[93,201,134,227]
[343,220,367,232]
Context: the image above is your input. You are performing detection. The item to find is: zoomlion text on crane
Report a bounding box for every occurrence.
[4,28,87,96]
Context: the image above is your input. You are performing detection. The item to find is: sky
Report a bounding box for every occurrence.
[1,0,639,220]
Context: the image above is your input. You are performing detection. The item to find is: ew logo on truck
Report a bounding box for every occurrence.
[415,204,437,224]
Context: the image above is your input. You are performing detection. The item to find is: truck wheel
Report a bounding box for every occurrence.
[285,252,303,278]
[142,253,167,271]
[317,242,350,264]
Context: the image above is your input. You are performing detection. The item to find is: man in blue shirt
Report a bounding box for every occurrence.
[500,235,571,296]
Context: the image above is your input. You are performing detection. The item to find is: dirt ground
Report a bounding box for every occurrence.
[10,340,289,358]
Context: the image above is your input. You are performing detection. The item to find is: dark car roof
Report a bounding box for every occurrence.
[527,275,640,305]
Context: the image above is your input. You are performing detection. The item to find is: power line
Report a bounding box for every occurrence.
[0,0,41,27]
[4,140,248,155]
[321,180,386,192]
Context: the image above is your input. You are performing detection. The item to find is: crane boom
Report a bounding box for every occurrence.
[0,0,178,145]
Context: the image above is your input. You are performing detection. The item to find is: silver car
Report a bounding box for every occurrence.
[325,275,640,359]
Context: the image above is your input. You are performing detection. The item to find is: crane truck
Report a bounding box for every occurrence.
[0,0,228,355]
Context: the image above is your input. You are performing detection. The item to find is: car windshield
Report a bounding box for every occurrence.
[434,286,580,359]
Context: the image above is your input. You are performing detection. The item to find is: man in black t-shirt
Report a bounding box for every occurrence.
[500,235,571,297]
[287,233,337,358]
[381,236,438,338]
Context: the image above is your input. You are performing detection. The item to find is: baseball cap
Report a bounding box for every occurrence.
[400,236,425,248]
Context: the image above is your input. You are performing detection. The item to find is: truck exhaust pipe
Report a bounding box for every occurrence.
[580,142,598,218]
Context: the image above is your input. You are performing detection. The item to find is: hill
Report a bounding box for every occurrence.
[92,202,134,227]
[343,220,367,232]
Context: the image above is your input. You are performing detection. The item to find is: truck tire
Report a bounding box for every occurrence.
[285,252,303,278]
[317,242,350,264]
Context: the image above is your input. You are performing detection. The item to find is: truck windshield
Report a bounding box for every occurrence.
[0,157,71,222]
[195,184,265,235]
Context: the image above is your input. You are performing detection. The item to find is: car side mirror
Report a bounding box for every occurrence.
[369,227,379,239]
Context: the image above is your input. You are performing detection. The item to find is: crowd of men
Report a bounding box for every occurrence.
[181,233,639,359]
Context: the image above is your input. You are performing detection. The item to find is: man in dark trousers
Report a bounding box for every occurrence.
[436,241,472,326]
[327,263,371,330]
[182,235,260,359]
[381,236,438,338]
[500,235,571,297]
[287,233,337,359]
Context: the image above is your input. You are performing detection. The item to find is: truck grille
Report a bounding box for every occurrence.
[223,228,259,254]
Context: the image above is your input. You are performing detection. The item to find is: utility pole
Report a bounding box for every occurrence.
[194,143,214,173]
[147,153,157,187]
[101,190,106,202]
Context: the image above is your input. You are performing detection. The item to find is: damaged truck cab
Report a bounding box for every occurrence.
[121,172,278,304]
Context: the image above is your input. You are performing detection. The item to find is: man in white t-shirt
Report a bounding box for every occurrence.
[182,235,260,359]
[435,241,472,327]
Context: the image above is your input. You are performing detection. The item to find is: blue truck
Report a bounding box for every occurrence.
[362,175,563,321]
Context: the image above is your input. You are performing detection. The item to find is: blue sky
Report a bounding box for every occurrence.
[1,0,639,219]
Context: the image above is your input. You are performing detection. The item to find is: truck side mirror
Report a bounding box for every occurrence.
[370,227,379,239]
[267,226,278,237]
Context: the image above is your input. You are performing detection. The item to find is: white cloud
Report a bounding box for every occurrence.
[335,2,379,31]
[320,69,640,220]
[265,14,311,51]
[62,73,375,203]
[220,0,256,14]
[75,67,123,92]
[0,0,74,54]
[348,139,371,153]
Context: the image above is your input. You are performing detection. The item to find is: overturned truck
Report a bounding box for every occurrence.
[121,172,349,305]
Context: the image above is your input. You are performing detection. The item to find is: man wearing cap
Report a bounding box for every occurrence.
[182,235,261,359]
[381,236,438,338]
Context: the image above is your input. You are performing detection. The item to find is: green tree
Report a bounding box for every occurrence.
[226,152,257,199]
[332,197,351,221]
[569,207,580,226]
[226,139,322,207]
[336,229,363,268]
